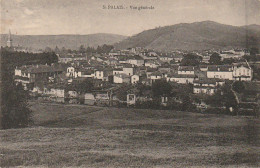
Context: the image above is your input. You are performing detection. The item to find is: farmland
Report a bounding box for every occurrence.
[0,102,260,167]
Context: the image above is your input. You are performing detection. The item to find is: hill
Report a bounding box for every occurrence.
[0,33,127,50]
[114,21,260,51]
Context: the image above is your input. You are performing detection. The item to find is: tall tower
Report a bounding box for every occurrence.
[7,30,13,47]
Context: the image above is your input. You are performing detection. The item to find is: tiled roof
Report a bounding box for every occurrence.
[178,66,195,71]
[169,74,196,78]
[114,73,130,79]
[207,65,233,72]
[194,78,224,84]
[19,64,64,73]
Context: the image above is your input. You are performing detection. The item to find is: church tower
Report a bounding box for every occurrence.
[7,30,13,47]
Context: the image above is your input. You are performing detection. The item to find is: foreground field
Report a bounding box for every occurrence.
[1,103,260,167]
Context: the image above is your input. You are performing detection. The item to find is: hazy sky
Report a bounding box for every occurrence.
[1,0,260,36]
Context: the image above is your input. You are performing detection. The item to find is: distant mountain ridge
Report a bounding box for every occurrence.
[0,33,127,50]
[114,21,260,51]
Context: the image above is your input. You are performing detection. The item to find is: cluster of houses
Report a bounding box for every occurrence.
[13,47,254,106]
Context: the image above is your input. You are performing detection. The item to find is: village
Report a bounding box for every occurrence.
[9,30,259,115]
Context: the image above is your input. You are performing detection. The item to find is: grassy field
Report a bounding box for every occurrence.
[0,102,260,167]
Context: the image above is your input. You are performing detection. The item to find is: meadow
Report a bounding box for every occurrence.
[0,102,259,167]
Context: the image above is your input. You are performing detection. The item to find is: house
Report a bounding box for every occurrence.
[173,55,183,63]
[67,90,78,98]
[146,68,157,79]
[127,56,144,67]
[207,65,233,80]
[199,65,208,72]
[159,56,174,63]
[66,66,75,78]
[193,78,225,95]
[145,60,160,68]
[114,74,131,84]
[127,94,136,105]
[43,85,65,98]
[123,66,134,76]
[233,63,253,81]
[150,72,162,83]
[58,54,87,63]
[193,86,216,95]
[113,65,134,76]
[58,55,73,63]
[220,49,245,59]
[167,74,196,84]
[107,58,118,65]
[95,69,104,80]
[95,68,113,81]
[14,64,65,88]
[178,66,195,75]
[74,68,95,78]
[113,68,123,75]
[131,75,139,84]
[84,93,95,105]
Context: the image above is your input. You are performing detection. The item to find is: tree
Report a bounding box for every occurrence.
[61,47,68,54]
[209,52,222,65]
[223,58,236,64]
[79,45,86,53]
[54,46,60,54]
[68,79,94,94]
[1,83,33,129]
[232,81,245,94]
[206,84,238,112]
[180,53,202,66]
[250,47,259,56]
[96,45,103,54]
[0,48,59,129]
[152,79,172,97]
[44,47,52,53]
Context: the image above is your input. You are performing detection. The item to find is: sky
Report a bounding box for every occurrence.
[1,0,260,36]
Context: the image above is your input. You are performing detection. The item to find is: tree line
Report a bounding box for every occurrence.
[0,47,58,129]
[45,44,114,55]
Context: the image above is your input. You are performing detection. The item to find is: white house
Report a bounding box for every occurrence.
[167,74,196,84]
[193,86,216,95]
[43,86,65,98]
[95,70,104,80]
[127,56,144,67]
[159,56,174,63]
[66,67,75,77]
[207,65,233,80]
[83,70,95,78]
[145,60,160,68]
[131,75,139,84]
[113,67,134,76]
[233,63,252,81]
[114,74,131,84]
[193,78,225,95]
[84,93,95,105]
[113,68,123,75]
[123,67,134,76]
[178,66,195,75]
[67,90,78,98]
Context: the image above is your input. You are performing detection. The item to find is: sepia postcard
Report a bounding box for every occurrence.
[0,0,260,167]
